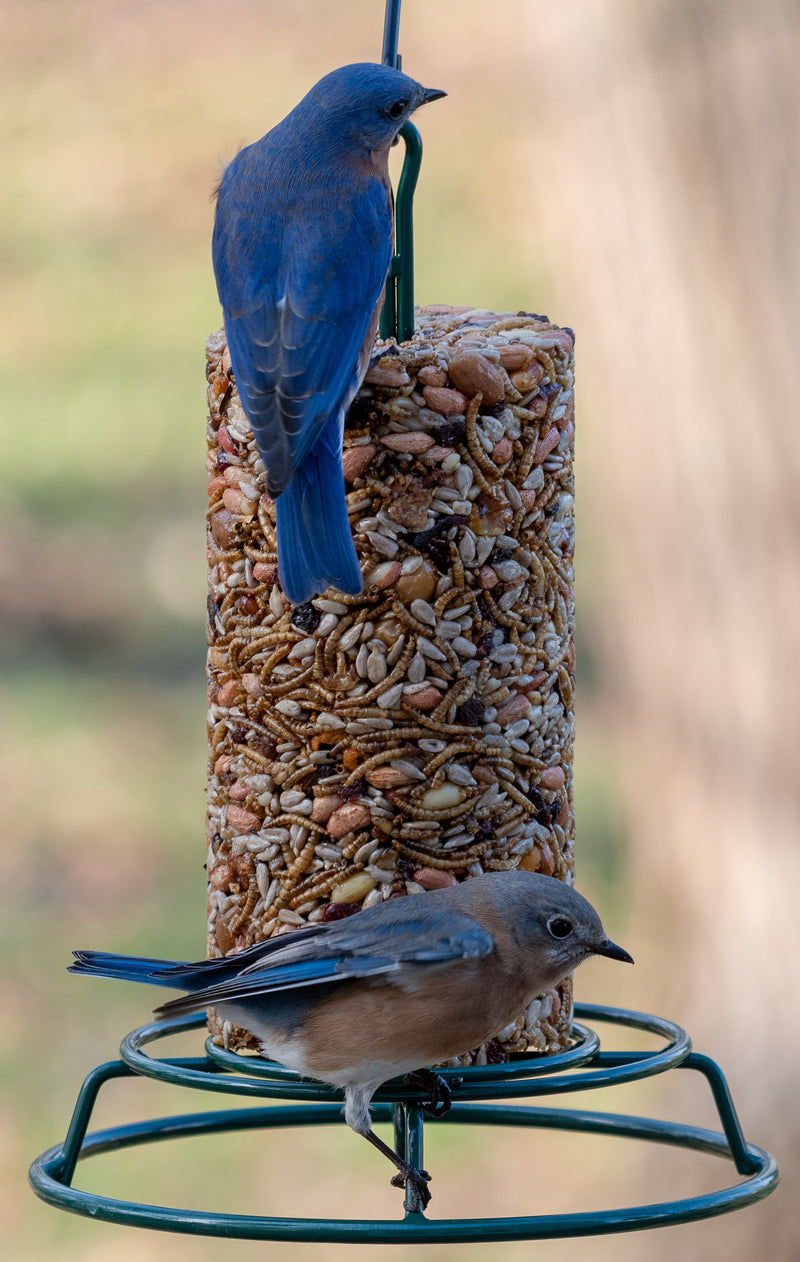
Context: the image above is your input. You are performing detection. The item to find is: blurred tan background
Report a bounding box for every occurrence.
[3,0,797,1259]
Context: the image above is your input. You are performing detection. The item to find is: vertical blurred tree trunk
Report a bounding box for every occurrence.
[522,2,799,1256]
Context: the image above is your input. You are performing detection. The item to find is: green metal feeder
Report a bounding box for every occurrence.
[29,0,779,1243]
[29,1004,778,1241]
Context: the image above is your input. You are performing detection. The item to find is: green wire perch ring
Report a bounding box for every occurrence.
[29,1003,778,1242]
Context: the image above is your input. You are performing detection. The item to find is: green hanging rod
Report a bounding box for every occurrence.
[379,0,424,344]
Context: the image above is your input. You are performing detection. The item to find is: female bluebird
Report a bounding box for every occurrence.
[212,64,446,604]
[70,872,632,1210]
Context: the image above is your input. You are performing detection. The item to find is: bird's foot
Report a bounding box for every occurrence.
[390,1162,432,1212]
[405,1068,462,1119]
[363,1124,433,1211]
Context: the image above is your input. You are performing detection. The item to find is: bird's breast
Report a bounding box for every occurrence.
[293,959,540,1086]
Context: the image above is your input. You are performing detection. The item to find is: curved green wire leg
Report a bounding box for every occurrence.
[29,1005,779,1241]
[379,121,423,345]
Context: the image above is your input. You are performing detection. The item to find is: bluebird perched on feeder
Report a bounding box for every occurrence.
[212,63,446,604]
[69,871,632,1210]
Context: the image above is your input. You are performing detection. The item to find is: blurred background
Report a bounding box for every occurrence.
[3,0,798,1258]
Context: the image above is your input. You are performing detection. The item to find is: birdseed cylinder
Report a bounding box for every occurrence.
[205,305,576,1059]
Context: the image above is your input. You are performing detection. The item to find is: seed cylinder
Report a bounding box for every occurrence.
[205,305,576,1058]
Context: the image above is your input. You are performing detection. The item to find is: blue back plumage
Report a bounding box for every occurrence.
[211,63,440,603]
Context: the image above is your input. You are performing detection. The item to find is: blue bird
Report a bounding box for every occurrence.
[69,871,632,1209]
[212,63,446,604]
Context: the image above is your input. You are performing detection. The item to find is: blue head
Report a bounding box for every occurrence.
[289,62,446,155]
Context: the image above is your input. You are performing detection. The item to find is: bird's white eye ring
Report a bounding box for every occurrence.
[547,915,573,939]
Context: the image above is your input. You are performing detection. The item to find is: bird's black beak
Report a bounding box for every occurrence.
[422,88,447,104]
[593,938,634,964]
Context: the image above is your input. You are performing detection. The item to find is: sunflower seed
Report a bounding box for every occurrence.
[315,613,339,637]
[408,652,426,683]
[367,646,388,683]
[365,531,398,558]
[377,682,404,709]
[411,599,436,626]
[418,636,446,661]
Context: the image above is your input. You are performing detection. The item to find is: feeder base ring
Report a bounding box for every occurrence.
[28,1004,779,1243]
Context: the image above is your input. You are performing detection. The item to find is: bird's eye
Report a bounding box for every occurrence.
[386,99,408,120]
[547,916,573,939]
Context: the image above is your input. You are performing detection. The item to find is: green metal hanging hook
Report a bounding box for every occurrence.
[378,0,423,344]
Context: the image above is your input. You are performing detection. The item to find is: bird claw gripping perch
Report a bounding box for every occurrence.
[405,1068,462,1119]
[390,1163,432,1212]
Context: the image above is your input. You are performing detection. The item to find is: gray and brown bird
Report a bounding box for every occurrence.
[69,871,632,1210]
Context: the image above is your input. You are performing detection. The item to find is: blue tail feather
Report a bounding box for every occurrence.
[69,951,196,991]
[276,414,362,603]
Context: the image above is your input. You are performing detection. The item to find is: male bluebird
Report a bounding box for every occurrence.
[212,63,446,604]
[70,871,632,1210]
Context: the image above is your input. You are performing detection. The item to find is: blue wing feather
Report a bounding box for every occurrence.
[70,900,496,1022]
[213,139,392,499]
[152,905,495,1017]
